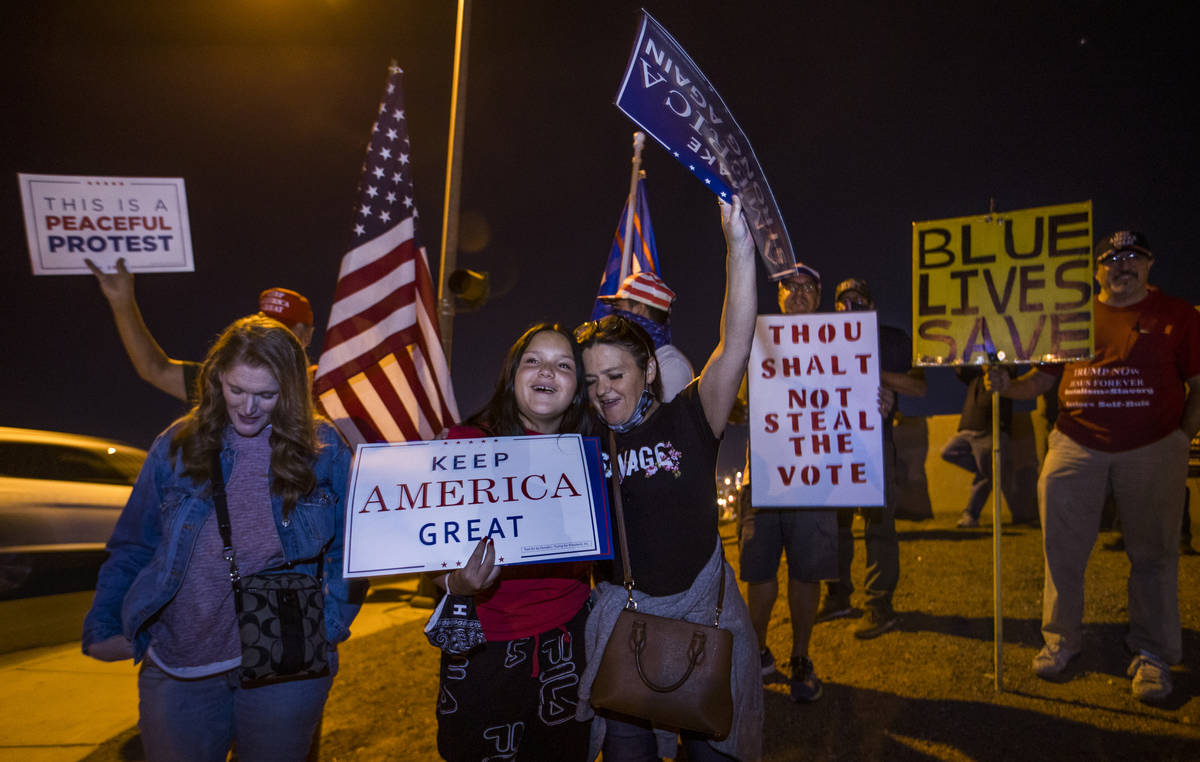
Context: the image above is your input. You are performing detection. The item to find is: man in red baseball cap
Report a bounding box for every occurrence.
[88,257,315,403]
[597,270,694,401]
[257,287,315,348]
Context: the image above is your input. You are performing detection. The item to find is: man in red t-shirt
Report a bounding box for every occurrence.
[987,230,1200,704]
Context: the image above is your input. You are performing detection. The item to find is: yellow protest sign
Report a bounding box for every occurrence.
[911,201,1094,366]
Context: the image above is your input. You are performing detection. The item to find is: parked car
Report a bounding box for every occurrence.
[0,427,146,596]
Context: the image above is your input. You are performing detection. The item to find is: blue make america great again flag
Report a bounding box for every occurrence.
[614,10,797,281]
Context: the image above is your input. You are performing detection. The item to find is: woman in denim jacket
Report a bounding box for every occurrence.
[82,315,361,762]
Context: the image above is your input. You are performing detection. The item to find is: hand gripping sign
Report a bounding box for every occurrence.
[749,313,884,508]
[17,173,195,275]
[343,434,612,578]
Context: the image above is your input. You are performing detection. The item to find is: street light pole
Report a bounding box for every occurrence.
[437,0,472,365]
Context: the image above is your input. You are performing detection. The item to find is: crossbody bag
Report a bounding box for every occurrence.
[211,454,331,688]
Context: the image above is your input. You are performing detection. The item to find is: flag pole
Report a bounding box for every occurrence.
[985,196,1005,692]
[619,132,646,281]
[437,0,472,364]
[992,383,1004,691]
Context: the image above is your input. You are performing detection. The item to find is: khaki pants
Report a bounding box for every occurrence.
[1038,428,1189,663]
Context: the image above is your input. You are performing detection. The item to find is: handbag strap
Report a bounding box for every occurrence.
[210,453,245,611]
[606,430,635,607]
[606,431,726,626]
[208,452,325,603]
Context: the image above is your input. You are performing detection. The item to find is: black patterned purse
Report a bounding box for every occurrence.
[211,455,330,688]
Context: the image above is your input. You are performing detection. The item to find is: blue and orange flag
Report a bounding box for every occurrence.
[590,176,662,321]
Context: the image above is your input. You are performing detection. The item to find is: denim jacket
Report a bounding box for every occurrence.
[82,420,363,664]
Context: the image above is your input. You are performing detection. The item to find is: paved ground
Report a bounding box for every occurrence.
[3,496,1199,761]
[0,579,430,762]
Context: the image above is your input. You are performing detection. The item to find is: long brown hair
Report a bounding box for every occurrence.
[170,315,320,516]
[466,323,595,436]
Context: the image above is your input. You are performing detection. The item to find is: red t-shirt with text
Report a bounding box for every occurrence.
[1045,288,1200,451]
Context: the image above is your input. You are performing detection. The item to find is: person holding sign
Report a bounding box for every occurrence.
[818,278,926,639]
[88,256,316,403]
[737,261,836,703]
[986,231,1200,703]
[81,315,359,761]
[431,323,596,761]
[574,196,761,762]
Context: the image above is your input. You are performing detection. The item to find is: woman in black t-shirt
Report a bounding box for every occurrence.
[573,197,763,762]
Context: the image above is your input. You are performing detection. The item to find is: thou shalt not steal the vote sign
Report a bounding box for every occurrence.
[343,434,611,578]
[749,313,883,508]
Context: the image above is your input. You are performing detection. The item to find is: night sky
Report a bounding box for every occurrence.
[3,1,1196,475]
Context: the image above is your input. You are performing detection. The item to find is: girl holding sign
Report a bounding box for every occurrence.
[433,323,596,761]
[574,196,762,762]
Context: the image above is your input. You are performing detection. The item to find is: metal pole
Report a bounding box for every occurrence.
[619,132,646,280]
[992,384,1004,691]
[437,0,472,364]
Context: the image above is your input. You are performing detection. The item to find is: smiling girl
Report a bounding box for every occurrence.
[433,323,597,761]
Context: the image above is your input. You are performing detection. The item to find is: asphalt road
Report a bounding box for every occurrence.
[5,479,1199,761]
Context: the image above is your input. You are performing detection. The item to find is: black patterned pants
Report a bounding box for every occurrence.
[436,604,590,761]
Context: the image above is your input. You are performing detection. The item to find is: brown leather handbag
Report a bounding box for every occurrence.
[589,433,734,738]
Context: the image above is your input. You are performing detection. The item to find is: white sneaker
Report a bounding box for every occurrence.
[1032,644,1078,679]
[1127,651,1172,703]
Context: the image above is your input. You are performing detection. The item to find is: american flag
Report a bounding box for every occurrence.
[315,65,459,446]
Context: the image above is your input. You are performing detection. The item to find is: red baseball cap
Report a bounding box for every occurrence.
[258,288,314,327]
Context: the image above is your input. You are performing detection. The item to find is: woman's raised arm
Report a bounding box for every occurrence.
[698,195,758,438]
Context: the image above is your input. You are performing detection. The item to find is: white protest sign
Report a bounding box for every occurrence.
[343,434,612,578]
[17,173,194,275]
[749,313,884,507]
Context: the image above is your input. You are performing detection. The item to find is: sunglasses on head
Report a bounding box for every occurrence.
[573,314,625,342]
[574,313,656,359]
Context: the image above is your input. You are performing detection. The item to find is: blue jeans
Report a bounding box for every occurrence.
[939,429,1024,521]
[138,660,332,762]
[602,714,737,762]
